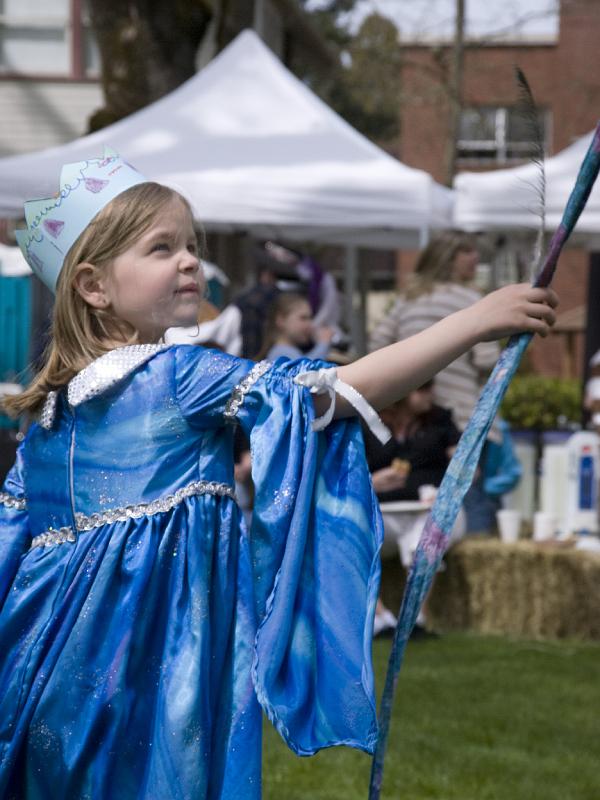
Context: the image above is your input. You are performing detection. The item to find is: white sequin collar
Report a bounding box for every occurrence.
[39,344,168,430]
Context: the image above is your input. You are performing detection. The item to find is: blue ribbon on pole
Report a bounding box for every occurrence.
[369,122,600,800]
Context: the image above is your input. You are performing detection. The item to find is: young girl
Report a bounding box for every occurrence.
[262,292,334,362]
[0,151,557,799]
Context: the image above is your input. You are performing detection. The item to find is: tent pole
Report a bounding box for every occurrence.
[241,233,255,291]
[344,246,362,356]
[253,0,266,38]
[357,253,368,356]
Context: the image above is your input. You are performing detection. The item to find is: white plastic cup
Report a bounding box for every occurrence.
[418,484,437,504]
[496,509,521,543]
[533,511,557,541]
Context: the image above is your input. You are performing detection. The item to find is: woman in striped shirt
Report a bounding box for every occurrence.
[369,231,500,439]
[369,231,502,533]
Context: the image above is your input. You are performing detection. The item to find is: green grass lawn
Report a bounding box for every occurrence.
[263,633,600,800]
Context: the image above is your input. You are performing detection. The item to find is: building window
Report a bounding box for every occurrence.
[458,106,550,164]
[0,0,99,78]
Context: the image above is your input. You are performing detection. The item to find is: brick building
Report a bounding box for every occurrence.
[396,0,600,377]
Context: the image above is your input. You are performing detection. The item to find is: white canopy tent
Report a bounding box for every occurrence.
[0,29,453,250]
[453,131,600,248]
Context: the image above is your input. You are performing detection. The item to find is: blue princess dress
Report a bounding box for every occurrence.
[0,345,383,799]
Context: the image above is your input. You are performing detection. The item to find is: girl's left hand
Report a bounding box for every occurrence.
[470,284,558,342]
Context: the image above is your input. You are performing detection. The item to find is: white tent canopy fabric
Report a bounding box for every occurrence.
[0,30,453,249]
[0,243,30,277]
[453,131,600,248]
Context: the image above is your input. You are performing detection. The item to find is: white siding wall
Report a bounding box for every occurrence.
[0,80,103,156]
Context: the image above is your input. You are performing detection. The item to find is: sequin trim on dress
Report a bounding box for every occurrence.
[37,345,169,430]
[0,491,27,511]
[74,480,236,531]
[39,390,58,430]
[224,360,271,418]
[29,479,236,549]
[31,527,76,548]
[68,344,168,407]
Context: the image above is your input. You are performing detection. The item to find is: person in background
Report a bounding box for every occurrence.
[364,381,460,503]
[363,382,463,638]
[370,231,500,434]
[295,254,342,335]
[469,418,522,534]
[261,242,345,345]
[234,264,280,359]
[584,350,600,432]
[369,230,502,532]
[262,292,334,362]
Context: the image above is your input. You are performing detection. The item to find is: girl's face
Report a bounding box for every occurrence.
[276,300,313,346]
[451,247,479,282]
[105,197,203,342]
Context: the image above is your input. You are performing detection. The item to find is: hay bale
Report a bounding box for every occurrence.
[426,539,600,640]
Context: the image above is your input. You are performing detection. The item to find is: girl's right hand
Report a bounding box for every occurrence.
[470,284,558,342]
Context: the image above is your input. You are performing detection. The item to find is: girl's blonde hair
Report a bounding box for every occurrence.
[405,230,479,300]
[258,291,309,360]
[3,182,195,419]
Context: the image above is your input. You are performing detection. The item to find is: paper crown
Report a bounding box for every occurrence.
[15,147,147,292]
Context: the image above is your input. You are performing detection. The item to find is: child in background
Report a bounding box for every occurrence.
[0,151,557,799]
[364,381,460,503]
[470,418,522,534]
[262,291,334,361]
[364,382,464,637]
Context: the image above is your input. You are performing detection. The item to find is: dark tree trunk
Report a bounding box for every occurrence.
[87,0,213,131]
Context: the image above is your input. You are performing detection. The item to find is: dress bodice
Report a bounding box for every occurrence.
[23,346,250,542]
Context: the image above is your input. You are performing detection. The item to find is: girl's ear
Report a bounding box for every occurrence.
[73,262,110,309]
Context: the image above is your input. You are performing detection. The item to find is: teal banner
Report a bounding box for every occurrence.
[0,275,31,428]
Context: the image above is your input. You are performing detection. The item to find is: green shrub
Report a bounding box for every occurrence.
[501,375,582,430]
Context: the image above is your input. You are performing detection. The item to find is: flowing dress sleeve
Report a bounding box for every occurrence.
[0,443,31,610]
[229,356,383,757]
[175,347,383,756]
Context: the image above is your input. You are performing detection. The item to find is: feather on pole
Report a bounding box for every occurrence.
[514,66,547,279]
